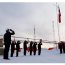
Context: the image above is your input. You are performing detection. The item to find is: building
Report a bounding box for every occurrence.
[0,38,4,55]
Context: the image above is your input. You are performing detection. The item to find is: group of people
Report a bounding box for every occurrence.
[23,39,42,56]
[11,40,20,57]
[58,41,65,54]
[3,28,65,60]
[3,29,42,60]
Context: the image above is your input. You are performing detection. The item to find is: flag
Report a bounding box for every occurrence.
[58,7,61,23]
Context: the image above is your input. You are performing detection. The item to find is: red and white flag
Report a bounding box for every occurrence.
[58,7,61,23]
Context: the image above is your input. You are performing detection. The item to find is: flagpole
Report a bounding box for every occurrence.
[57,19,60,42]
[57,18,60,49]
[55,3,62,49]
[34,25,35,42]
[56,3,61,42]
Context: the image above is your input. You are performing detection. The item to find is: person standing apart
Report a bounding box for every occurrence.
[3,29,15,60]
[58,41,63,54]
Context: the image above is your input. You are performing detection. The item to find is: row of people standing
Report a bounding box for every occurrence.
[23,39,42,56]
[11,40,20,57]
[3,29,42,60]
[11,39,42,57]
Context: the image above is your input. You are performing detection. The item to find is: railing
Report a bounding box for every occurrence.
[0,35,58,44]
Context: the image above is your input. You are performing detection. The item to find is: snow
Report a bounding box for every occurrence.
[0,48,65,63]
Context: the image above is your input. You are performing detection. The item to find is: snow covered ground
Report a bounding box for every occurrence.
[0,48,65,63]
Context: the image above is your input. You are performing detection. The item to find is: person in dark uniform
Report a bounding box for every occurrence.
[10,41,16,57]
[38,39,42,55]
[33,42,37,55]
[3,29,15,60]
[58,41,64,54]
[63,42,65,53]
[16,40,21,57]
[23,40,28,56]
[30,41,33,55]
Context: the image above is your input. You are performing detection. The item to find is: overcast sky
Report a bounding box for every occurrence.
[0,2,65,42]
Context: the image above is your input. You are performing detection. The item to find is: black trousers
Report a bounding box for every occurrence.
[11,49,14,57]
[63,46,65,53]
[3,44,10,59]
[16,50,19,57]
[24,49,26,55]
[30,49,32,55]
[34,50,36,55]
[38,49,41,55]
[59,48,62,54]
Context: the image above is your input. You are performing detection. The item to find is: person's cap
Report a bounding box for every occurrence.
[6,29,10,32]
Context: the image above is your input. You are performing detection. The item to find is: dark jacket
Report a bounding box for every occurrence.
[58,41,64,49]
[33,42,37,50]
[30,41,33,50]
[4,30,15,45]
[16,41,20,51]
[38,42,42,49]
[23,40,28,50]
[11,41,16,50]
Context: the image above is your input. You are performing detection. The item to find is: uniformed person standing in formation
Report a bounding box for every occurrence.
[16,40,21,57]
[23,40,28,56]
[3,29,15,60]
[38,39,42,55]
[11,41,16,57]
[33,42,37,55]
[29,41,33,55]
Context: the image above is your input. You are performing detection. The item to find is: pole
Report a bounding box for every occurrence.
[52,21,56,47]
[57,19,60,42]
[56,3,60,42]
[56,3,61,49]
[34,25,35,42]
